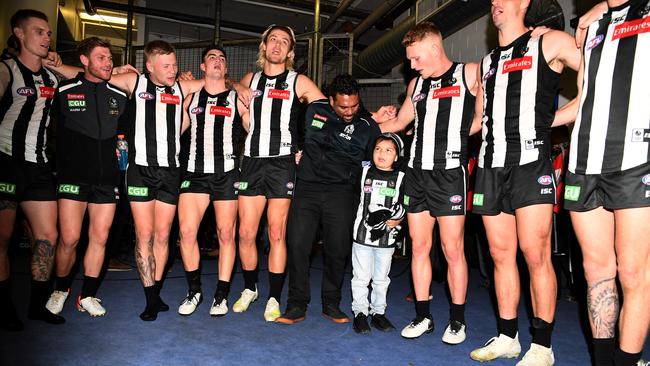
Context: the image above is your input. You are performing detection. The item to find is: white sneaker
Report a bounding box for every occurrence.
[77,296,106,317]
[264,297,281,322]
[178,291,202,316]
[400,316,434,339]
[470,333,521,362]
[638,360,650,366]
[209,296,228,317]
[45,290,69,315]
[232,287,258,313]
[516,343,554,366]
[442,320,467,345]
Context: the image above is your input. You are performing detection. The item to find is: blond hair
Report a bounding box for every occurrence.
[256,25,296,70]
[402,22,442,47]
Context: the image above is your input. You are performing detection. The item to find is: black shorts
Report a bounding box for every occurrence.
[564,161,650,211]
[126,164,181,205]
[0,152,56,202]
[238,155,295,199]
[403,167,467,216]
[473,159,556,215]
[57,182,118,204]
[180,169,239,201]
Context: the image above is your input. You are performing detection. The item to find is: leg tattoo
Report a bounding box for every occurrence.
[135,236,156,287]
[31,239,55,281]
[587,277,619,338]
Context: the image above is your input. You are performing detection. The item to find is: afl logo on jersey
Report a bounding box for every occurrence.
[642,174,650,185]
[252,90,263,98]
[449,195,463,204]
[482,68,496,81]
[413,93,426,102]
[538,175,553,186]
[138,92,155,100]
[190,106,204,114]
[587,34,604,50]
[17,87,36,96]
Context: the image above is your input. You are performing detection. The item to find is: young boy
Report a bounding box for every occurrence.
[351,133,406,334]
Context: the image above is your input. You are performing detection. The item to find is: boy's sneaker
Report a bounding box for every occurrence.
[45,289,70,315]
[516,343,554,366]
[77,296,106,317]
[370,313,395,332]
[353,313,371,334]
[264,297,281,322]
[209,295,228,317]
[232,287,258,313]
[470,333,521,362]
[441,320,466,345]
[178,291,202,316]
[401,315,433,339]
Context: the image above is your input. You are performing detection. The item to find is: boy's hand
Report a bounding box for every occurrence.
[386,219,401,229]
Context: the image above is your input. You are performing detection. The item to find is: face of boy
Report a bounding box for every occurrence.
[373,139,398,171]
[146,52,178,86]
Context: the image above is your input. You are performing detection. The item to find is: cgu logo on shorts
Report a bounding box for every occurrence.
[181,181,190,188]
[237,181,248,190]
[58,184,80,194]
[564,185,581,202]
[472,193,484,206]
[0,182,16,194]
[128,186,149,197]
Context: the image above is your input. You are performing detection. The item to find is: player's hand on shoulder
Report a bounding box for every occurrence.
[43,51,62,68]
[576,2,608,48]
[178,71,194,81]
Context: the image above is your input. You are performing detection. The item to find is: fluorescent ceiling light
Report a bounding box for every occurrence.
[79,12,129,25]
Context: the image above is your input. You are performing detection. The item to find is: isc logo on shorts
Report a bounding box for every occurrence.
[58,184,80,194]
[128,186,149,197]
[0,182,16,194]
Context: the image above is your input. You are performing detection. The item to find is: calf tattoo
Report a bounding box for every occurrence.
[135,236,156,287]
[587,277,619,338]
[31,239,55,281]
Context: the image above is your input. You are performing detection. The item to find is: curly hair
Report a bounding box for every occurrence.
[328,73,359,97]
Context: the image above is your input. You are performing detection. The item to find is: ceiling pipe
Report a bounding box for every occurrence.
[322,0,354,32]
[352,0,405,39]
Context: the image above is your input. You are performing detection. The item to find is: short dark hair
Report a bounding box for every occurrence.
[78,37,112,58]
[201,45,227,63]
[10,9,48,30]
[144,40,175,61]
[328,74,359,97]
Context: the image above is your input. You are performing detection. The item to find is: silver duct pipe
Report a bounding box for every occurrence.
[352,0,405,39]
[322,0,354,32]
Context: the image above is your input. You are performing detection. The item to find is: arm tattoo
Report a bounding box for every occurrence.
[586,277,619,338]
[135,236,156,287]
[0,200,17,211]
[31,239,55,281]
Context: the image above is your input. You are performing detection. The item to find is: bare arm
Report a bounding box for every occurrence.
[553,55,584,127]
[181,94,192,134]
[108,72,138,97]
[379,78,417,133]
[235,72,254,107]
[237,97,250,133]
[0,63,10,96]
[179,79,205,96]
[296,74,326,104]
[470,65,484,136]
[544,30,582,73]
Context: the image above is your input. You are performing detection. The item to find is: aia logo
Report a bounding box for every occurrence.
[449,195,463,203]
[642,174,650,185]
[17,87,35,96]
[413,93,426,102]
[537,175,553,186]
[190,106,204,114]
[482,68,496,81]
[138,92,155,100]
[587,34,604,50]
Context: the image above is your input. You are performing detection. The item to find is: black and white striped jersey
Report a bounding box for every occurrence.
[185,88,242,174]
[0,58,57,163]
[479,32,560,168]
[244,70,300,158]
[353,166,405,248]
[127,74,184,168]
[570,0,650,174]
[410,63,475,170]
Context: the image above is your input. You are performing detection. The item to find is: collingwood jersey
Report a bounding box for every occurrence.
[353,166,405,248]
[570,0,650,174]
[410,63,475,170]
[244,70,300,158]
[128,74,184,168]
[479,32,560,168]
[0,58,57,163]
[186,88,241,174]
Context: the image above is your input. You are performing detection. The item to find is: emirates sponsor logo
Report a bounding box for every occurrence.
[190,106,204,114]
[138,92,155,100]
[160,93,180,104]
[612,17,650,40]
[16,87,35,96]
[67,93,85,100]
[432,86,461,99]
[314,113,328,121]
[502,56,533,73]
[587,34,604,50]
[210,106,232,117]
[267,89,290,99]
[39,86,55,99]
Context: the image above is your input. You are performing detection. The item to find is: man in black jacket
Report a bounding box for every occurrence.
[45,37,127,317]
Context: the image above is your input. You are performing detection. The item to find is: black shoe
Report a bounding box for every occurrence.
[371,313,395,332]
[0,301,24,331]
[139,302,160,321]
[27,306,65,325]
[353,313,371,334]
[275,306,306,324]
[158,297,169,312]
[322,304,350,324]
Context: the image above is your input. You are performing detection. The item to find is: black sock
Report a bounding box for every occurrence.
[54,274,73,292]
[143,285,157,307]
[531,317,554,348]
[268,272,285,300]
[415,300,431,319]
[242,269,257,291]
[0,279,9,301]
[593,338,615,366]
[613,348,641,366]
[29,279,50,308]
[80,276,99,298]
[215,280,230,298]
[497,317,518,339]
[185,269,202,293]
[154,280,163,295]
[450,303,465,324]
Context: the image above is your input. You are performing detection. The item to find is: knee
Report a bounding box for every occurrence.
[618,265,643,290]
[521,247,550,271]
[135,229,154,246]
[59,229,80,249]
[442,240,465,265]
[238,225,257,245]
[411,240,432,259]
[153,230,170,246]
[267,225,286,245]
[216,226,235,246]
[582,257,616,284]
[179,225,198,244]
[489,245,515,267]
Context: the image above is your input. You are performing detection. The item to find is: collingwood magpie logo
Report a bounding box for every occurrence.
[344,124,355,135]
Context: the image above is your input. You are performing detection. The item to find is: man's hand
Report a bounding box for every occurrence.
[386,219,401,229]
[294,150,302,165]
[43,52,62,68]
[237,88,253,108]
[576,2,608,48]
[112,64,139,75]
[372,105,397,123]
[177,71,194,81]
[530,26,551,38]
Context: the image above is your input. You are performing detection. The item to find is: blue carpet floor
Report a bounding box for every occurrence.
[1,251,647,366]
